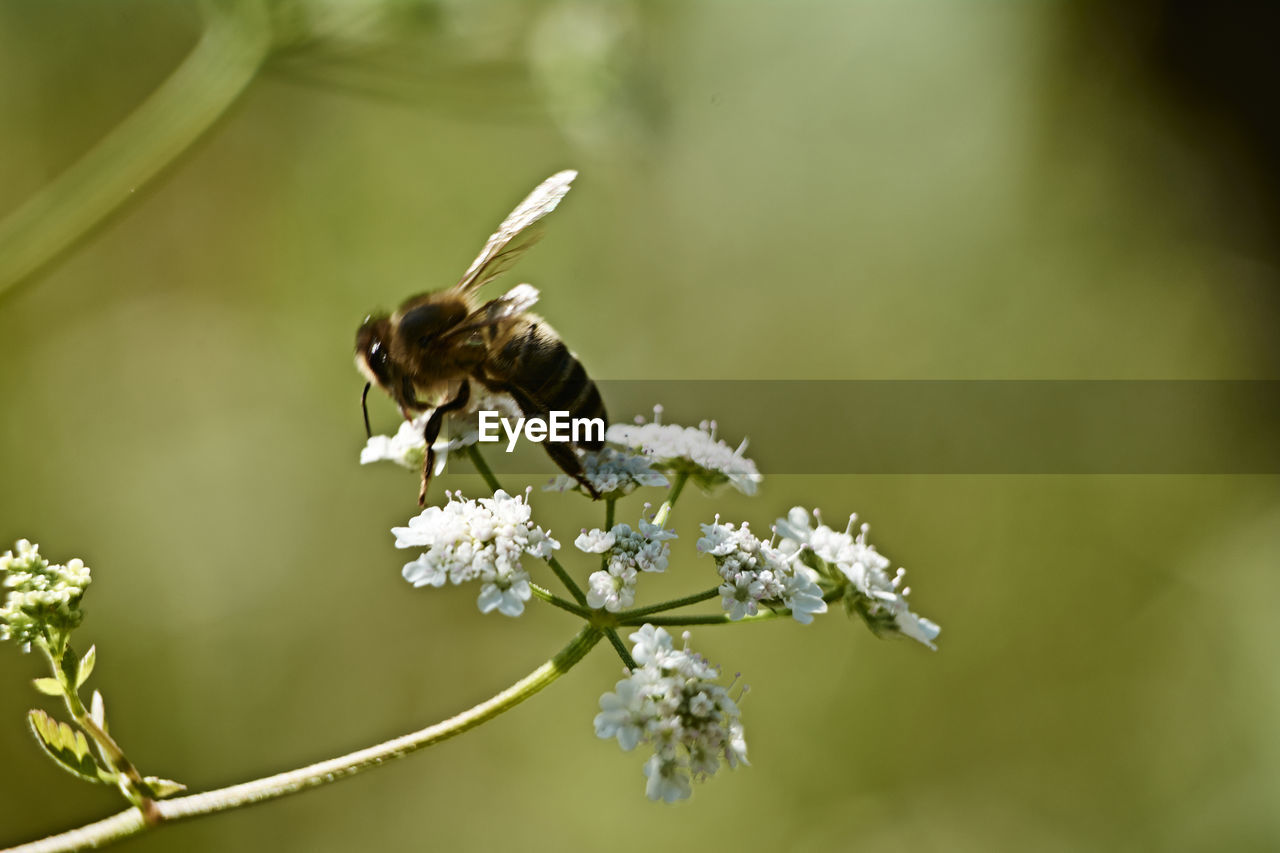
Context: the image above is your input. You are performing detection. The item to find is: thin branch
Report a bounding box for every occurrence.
[619,588,846,627]
[603,628,637,670]
[463,444,504,495]
[528,582,592,618]
[615,587,721,621]
[6,627,604,853]
[0,0,272,296]
[544,554,588,606]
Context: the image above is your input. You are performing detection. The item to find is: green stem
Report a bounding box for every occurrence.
[38,640,156,817]
[600,498,616,574]
[603,628,637,670]
[619,611,776,627]
[463,444,504,494]
[667,471,689,506]
[545,555,588,606]
[650,471,689,529]
[615,587,721,621]
[10,627,603,853]
[0,0,272,297]
[463,445,589,606]
[619,589,845,627]
[528,583,592,618]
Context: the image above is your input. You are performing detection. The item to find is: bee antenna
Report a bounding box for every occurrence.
[361,382,373,438]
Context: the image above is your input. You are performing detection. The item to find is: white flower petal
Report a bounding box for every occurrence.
[393,491,555,618]
[606,413,761,495]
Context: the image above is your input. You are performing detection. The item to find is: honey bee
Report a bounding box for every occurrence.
[355,170,606,504]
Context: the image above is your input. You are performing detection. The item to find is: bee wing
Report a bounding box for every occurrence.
[479,282,541,318]
[439,284,540,343]
[455,170,577,294]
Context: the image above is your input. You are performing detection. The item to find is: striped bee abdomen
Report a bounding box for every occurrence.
[486,320,607,449]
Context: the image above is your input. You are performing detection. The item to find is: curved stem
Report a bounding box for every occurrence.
[604,629,637,670]
[536,553,633,672]
[619,611,776,627]
[616,587,720,621]
[544,554,587,605]
[0,0,272,296]
[51,650,154,815]
[650,472,689,529]
[528,582,592,618]
[619,589,845,627]
[666,472,688,507]
[464,444,504,494]
[600,498,616,573]
[7,627,604,853]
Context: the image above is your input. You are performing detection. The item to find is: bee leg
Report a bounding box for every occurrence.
[418,381,472,506]
[482,379,602,500]
[543,441,602,501]
[419,435,436,506]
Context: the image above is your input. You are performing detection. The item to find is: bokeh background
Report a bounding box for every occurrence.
[2,1,1279,850]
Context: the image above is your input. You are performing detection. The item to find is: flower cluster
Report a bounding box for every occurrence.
[545,446,669,498]
[696,519,827,623]
[594,625,747,802]
[576,517,677,612]
[395,490,559,617]
[359,403,940,805]
[775,508,940,649]
[1,540,92,649]
[360,389,522,472]
[607,406,762,495]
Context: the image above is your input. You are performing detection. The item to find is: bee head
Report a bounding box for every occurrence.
[355,314,394,390]
[356,315,394,437]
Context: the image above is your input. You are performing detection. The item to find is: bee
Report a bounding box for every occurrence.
[355,170,606,505]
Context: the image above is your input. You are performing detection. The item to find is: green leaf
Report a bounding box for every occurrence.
[141,776,187,799]
[77,645,96,688]
[59,649,79,691]
[32,677,63,696]
[26,709,107,785]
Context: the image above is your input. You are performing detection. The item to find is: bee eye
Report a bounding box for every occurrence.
[356,317,394,386]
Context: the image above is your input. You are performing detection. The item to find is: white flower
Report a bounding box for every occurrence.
[1,540,92,647]
[361,390,522,474]
[574,529,616,554]
[544,446,669,497]
[394,489,558,617]
[586,565,637,612]
[578,517,677,612]
[725,719,748,768]
[696,518,828,624]
[644,755,693,803]
[594,625,747,802]
[888,596,942,648]
[477,568,532,618]
[776,507,940,649]
[780,570,827,625]
[594,677,646,750]
[360,415,432,471]
[606,406,762,495]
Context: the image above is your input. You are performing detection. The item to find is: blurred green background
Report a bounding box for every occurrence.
[2,1,1278,850]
